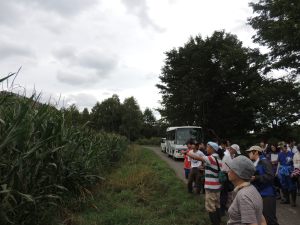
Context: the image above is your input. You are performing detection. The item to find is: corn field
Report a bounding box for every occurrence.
[0,76,128,225]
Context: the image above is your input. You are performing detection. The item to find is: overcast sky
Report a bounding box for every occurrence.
[0,0,258,114]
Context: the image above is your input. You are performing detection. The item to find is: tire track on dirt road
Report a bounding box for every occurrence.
[145,146,300,225]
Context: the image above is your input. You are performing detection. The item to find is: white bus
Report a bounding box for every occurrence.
[165,126,203,159]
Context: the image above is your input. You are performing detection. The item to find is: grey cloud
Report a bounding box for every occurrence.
[0,41,35,60]
[121,0,165,32]
[77,50,118,75]
[0,2,23,26]
[102,92,110,96]
[56,71,100,86]
[53,48,118,84]
[19,0,98,17]
[65,93,98,109]
[53,46,76,61]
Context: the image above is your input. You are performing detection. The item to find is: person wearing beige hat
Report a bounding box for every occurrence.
[226,155,266,225]
[247,146,278,225]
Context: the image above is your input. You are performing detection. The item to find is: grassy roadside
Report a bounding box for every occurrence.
[71,145,209,225]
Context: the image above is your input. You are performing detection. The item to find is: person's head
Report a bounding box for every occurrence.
[226,155,256,185]
[220,140,227,149]
[191,140,198,151]
[206,141,219,155]
[226,140,231,147]
[289,140,296,147]
[246,145,262,161]
[259,141,266,148]
[185,138,193,149]
[229,144,241,156]
[282,144,288,152]
[198,142,205,150]
[271,144,277,152]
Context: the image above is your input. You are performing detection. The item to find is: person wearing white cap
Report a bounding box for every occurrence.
[226,155,266,225]
[220,144,241,216]
[187,141,223,225]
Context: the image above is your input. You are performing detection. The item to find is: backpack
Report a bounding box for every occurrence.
[213,156,227,184]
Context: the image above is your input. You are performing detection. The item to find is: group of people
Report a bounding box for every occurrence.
[181,139,300,225]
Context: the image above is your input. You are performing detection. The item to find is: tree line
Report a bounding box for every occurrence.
[157,0,300,143]
[61,95,165,142]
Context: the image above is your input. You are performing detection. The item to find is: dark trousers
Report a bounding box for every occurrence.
[263,196,279,225]
[188,167,201,193]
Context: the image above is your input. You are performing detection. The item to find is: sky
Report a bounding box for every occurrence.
[0,0,259,115]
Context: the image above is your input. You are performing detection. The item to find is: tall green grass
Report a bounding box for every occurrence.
[0,90,128,225]
[73,146,209,225]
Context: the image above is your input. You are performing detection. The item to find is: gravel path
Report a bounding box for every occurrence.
[145,146,300,225]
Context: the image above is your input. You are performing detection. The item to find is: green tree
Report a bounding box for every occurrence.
[81,107,90,125]
[157,31,266,138]
[248,0,300,74]
[62,104,80,126]
[143,108,156,126]
[90,94,122,132]
[254,78,300,139]
[119,97,143,141]
[141,108,157,138]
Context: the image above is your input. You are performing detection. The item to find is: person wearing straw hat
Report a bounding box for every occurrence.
[225,155,266,225]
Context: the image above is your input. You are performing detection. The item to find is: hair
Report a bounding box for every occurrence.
[217,148,225,159]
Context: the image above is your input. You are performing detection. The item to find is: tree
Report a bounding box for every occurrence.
[141,108,157,138]
[62,104,80,126]
[254,78,300,139]
[90,95,122,133]
[248,0,300,74]
[143,108,156,126]
[119,97,143,141]
[157,31,266,138]
[81,108,90,125]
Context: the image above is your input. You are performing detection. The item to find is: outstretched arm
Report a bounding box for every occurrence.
[187,151,205,162]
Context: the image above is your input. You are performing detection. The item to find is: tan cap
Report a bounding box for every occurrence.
[246,145,263,152]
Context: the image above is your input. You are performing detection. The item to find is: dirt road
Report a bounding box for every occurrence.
[145,146,300,225]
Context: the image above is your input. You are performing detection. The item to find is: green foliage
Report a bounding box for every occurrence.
[254,78,300,132]
[248,0,300,74]
[157,31,266,138]
[0,91,128,225]
[119,97,143,141]
[135,137,161,146]
[73,146,209,225]
[90,94,122,133]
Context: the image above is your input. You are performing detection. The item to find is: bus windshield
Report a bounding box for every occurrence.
[175,128,202,145]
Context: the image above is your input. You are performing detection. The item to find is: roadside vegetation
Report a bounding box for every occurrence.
[72,146,208,225]
[0,83,128,225]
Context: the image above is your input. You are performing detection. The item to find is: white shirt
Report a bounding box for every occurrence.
[288,146,298,154]
[188,150,205,168]
[253,158,260,167]
[293,152,300,169]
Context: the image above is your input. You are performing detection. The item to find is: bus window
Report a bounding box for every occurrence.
[175,128,202,144]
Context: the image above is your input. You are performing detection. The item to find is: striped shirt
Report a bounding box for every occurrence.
[203,153,222,190]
